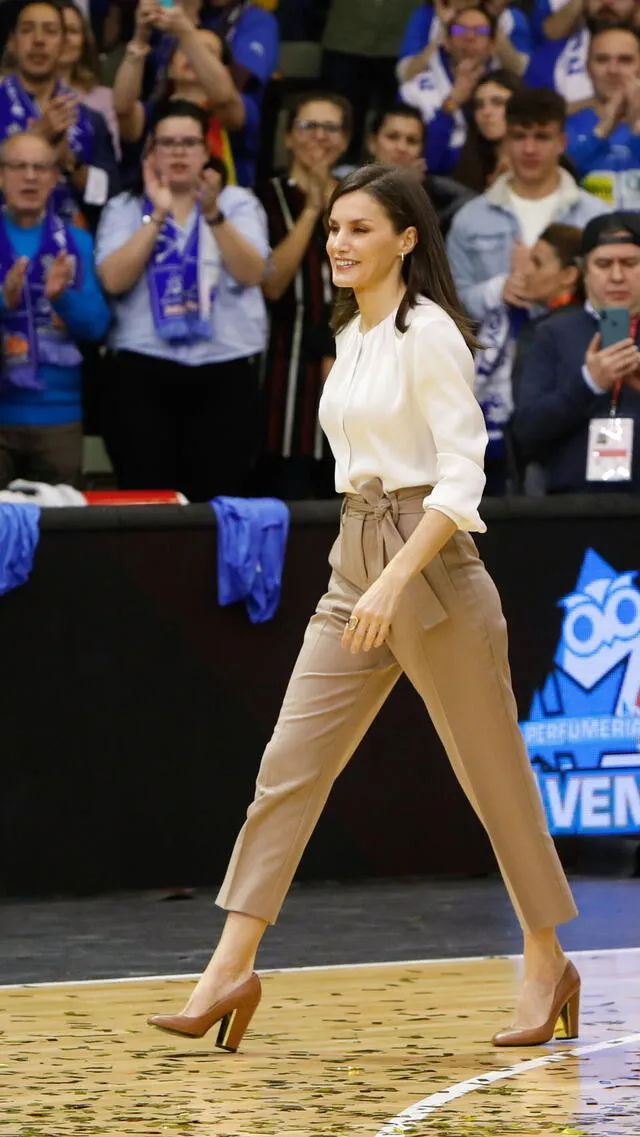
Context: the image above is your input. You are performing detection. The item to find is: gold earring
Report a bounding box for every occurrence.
[400,252,405,262]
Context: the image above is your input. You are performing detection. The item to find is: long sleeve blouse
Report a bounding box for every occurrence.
[318,298,488,532]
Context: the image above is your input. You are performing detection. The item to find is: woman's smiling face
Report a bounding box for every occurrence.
[326,190,415,291]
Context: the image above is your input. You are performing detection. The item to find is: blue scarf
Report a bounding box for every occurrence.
[475,305,529,457]
[144,198,219,343]
[0,75,94,220]
[0,207,83,391]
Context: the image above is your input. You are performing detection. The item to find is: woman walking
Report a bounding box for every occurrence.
[148,164,579,1051]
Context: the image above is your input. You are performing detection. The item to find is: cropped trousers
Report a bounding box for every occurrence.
[217,479,577,933]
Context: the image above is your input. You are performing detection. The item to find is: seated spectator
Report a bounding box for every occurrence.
[446,87,608,490]
[256,91,350,501]
[398,0,532,85]
[57,0,121,160]
[366,101,476,233]
[399,5,499,176]
[321,0,417,164]
[95,100,269,502]
[0,0,119,228]
[0,131,110,488]
[511,211,640,493]
[526,0,638,105]
[443,68,524,185]
[113,0,244,181]
[511,222,584,400]
[566,25,640,208]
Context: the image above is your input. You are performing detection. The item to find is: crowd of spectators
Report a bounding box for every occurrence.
[0,0,638,501]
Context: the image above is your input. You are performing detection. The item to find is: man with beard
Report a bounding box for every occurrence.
[526,0,638,105]
[566,25,640,209]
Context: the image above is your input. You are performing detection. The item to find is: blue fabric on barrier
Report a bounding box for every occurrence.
[0,503,40,595]
[210,496,290,624]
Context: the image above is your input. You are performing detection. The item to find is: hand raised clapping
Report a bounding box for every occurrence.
[30,93,78,144]
[2,257,29,309]
[44,250,75,301]
[502,239,532,308]
[143,155,172,219]
[199,166,223,220]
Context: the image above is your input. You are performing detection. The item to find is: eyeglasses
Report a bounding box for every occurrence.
[294,119,344,135]
[1,159,56,174]
[153,136,204,150]
[450,24,492,35]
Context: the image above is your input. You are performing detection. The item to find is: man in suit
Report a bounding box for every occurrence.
[511,210,640,492]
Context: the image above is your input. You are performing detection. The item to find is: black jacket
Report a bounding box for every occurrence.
[510,306,640,493]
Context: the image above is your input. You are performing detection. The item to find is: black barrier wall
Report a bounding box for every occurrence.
[1,495,638,897]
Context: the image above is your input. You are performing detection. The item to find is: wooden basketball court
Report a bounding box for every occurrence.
[2,949,638,1136]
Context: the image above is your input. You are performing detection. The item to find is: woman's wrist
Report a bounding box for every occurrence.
[143,208,168,228]
[126,40,150,59]
[380,558,414,590]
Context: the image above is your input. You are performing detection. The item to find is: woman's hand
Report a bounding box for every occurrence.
[304,161,334,215]
[134,0,159,42]
[153,2,194,37]
[199,167,223,220]
[342,569,406,653]
[143,156,172,218]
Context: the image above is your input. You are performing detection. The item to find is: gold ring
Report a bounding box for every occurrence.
[346,616,359,632]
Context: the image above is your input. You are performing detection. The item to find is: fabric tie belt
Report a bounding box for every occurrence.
[343,477,448,631]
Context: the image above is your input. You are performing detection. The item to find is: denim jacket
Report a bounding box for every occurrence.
[446,169,610,322]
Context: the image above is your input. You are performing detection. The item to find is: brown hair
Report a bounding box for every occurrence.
[453,69,525,193]
[505,87,566,130]
[58,0,100,92]
[284,89,353,137]
[328,164,480,351]
[538,222,585,302]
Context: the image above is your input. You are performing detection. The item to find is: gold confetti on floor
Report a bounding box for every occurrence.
[1,951,638,1136]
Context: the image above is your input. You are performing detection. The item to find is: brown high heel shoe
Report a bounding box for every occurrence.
[492,960,580,1047]
[147,973,262,1052]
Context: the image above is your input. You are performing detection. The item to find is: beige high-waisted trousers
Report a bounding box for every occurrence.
[217,479,577,932]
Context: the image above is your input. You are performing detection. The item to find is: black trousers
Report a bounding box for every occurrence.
[0,421,83,489]
[321,50,399,163]
[101,351,260,503]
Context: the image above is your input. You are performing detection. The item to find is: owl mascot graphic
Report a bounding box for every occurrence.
[526,549,640,774]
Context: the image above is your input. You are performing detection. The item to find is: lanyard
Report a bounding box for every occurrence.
[610,312,638,417]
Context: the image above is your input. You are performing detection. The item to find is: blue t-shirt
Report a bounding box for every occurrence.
[0,219,110,426]
[566,107,640,209]
[399,4,532,60]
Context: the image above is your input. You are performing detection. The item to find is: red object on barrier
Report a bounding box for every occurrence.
[83,490,188,506]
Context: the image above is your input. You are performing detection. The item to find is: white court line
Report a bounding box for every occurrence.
[0,946,638,991]
[375,1032,640,1136]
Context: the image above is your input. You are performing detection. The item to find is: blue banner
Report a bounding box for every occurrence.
[520,547,640,835]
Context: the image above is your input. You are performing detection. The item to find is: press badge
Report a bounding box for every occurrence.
[586,416,634,482]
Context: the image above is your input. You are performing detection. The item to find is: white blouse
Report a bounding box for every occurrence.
[318,298,488,533]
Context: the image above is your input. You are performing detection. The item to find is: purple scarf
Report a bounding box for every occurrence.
[144,198,219,343]
[0,207,83,391]
[0,75,94,220]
